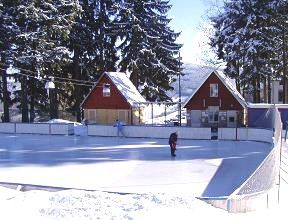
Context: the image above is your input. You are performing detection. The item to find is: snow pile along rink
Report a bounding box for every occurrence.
[1,187,288,220]
[0,187,227,220]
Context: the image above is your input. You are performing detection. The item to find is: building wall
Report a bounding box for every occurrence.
[82,74,131,110]
[185,73,244,127]
[185,73,243,111]
[84,107,145,125]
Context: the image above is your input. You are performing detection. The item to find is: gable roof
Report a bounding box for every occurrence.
[183,70,246,108]
[81,71,146,107]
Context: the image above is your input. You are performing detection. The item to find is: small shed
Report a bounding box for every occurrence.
[81,72,146,125]
[184,71,246,127]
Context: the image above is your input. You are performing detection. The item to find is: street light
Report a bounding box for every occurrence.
[45,77,56,119]
[178,53,182,126]
[45,77,55,97]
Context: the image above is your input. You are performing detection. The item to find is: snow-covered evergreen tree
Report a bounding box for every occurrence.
[270,0,288,102]
[66,0,120,122]
[0,0,16,122]
[210,0,287,103]
[117,0,182,101]
[3,0,81,122]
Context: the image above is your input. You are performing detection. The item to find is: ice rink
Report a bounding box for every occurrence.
[0,133,271,197]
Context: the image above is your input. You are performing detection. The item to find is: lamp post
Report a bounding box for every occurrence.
[45,78,56,119]
[178,53,182,126]
[78,62,84,121]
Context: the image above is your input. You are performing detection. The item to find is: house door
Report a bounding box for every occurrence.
[208,106,219,139]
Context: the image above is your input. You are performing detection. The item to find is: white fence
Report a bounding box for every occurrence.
[218,128,273,143]
[50,124,74,135]
[88,125,211,139]
[204,108,282,213]
[88,125,274,142]
[0,123,16,133]
[0,123,74,135]
[0,123,275,143]
[16,123,50,134]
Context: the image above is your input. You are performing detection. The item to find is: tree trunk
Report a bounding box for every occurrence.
[268,75,271,103]
[263,76,267,103]
[21,76,29,122]
[29,80,35,122]
[236,63,241,92]
[253,76,257,103]
[1,68,10,122]
[256,74,261,103]
[29,93,35,122]
[49,88,58,119]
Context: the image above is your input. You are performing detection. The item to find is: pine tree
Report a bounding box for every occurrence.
[7,0,81,122]
[66,0,119,122]
[117,0,182,101]
[210,0,287,103]
[270,0,288,102]
[0,0,19,122]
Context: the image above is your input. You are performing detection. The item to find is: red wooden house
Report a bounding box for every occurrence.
[81,72,146,125]
[184,71,246,127]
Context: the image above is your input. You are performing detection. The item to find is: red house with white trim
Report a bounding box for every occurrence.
[81,72,146,125]
[184,71,246,127]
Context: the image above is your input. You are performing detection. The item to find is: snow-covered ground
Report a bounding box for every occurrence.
[0,182,288,220]
[0,133,285,219]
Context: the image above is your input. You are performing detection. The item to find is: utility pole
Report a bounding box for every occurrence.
[178,53,182,126]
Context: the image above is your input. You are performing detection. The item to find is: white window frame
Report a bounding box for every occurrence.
[103,83,111,97]
[210,84,218,97]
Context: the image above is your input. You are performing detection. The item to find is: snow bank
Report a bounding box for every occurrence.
[0,187,287,220]
[46,119,82,126]
[46,119,87,135]
[0,188,226,220]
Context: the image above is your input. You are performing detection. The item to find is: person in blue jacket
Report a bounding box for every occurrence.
[114,119,125,137]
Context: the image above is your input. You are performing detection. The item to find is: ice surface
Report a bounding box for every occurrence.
[0,134,270,196]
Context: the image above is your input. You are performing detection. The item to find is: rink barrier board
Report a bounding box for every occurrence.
[0,123,74,135]
[88,125,273,143]
[0,123,16,133]
[218,128,273,143]
[88,125,211,140]
[50,123,74,135]
[0,123,276,142]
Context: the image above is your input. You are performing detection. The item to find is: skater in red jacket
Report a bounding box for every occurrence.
[169,132,178,157]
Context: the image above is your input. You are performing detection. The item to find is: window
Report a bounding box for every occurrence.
[103,83,111,97]
[210,84,218,97]
[229,117,235,123]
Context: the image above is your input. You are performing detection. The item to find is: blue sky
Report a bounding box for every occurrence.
[168,0,216,64]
